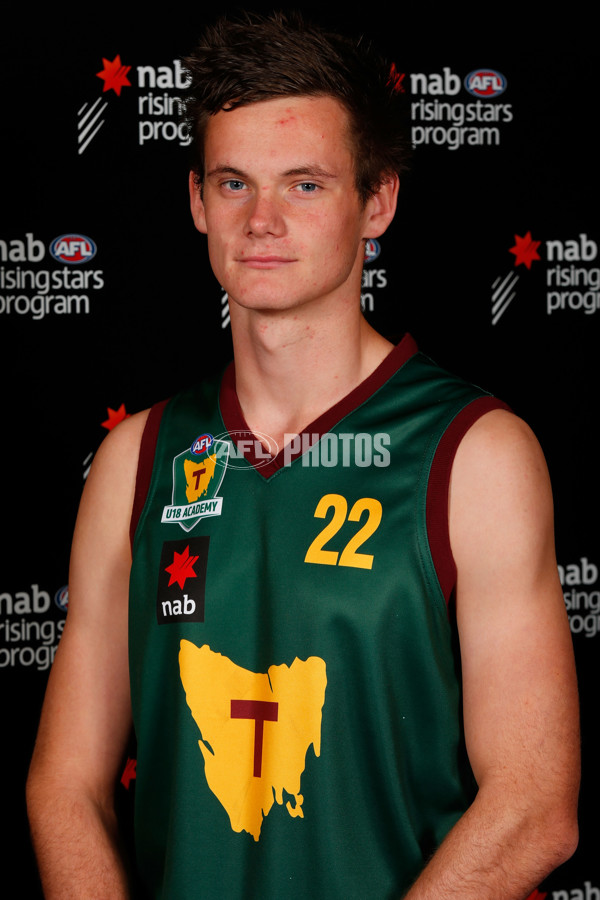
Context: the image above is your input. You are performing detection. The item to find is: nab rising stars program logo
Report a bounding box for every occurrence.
[162,433,230,532]
[491,230,600,322]
[76,54,191,153]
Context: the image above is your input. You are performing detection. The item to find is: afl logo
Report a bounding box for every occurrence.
[55,586,69,612]
[191,433,214,455]
[364,239,381,263]
[464,70,506,98]
[50,234,97,264]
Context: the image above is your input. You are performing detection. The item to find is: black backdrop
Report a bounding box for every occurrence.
[2,7,598,897]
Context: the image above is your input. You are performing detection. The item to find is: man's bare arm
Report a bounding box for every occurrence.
[26,410,149,899]
[404,410,580,899]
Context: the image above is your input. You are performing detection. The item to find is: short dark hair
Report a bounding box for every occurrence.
[182,10,411,203]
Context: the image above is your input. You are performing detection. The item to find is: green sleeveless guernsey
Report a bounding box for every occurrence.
[128,335,508,898]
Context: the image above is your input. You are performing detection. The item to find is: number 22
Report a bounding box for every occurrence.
[304,493,382,570]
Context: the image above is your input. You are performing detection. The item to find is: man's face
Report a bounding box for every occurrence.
[190,95,396,318]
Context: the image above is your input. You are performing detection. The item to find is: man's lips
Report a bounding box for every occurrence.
[237,256,296,269]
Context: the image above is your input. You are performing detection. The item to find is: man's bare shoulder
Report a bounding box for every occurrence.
[449,406,557,595]
[455,406,545,470]
[451,407,552,522]
[82,407,149,494]
[71,407,152,554]
[93,407,151,468]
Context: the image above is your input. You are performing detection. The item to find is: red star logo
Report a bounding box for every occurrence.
[387,62,406,94]
[96,55,132,96]
[165,546,199,589]
[101,404,130,431]
[509,231,541,269]
[120,757,137,789]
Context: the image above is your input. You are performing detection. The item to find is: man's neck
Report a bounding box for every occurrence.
[229,301,394,449]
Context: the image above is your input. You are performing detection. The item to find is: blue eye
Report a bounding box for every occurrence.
[224,180,246,191]
[298,182,318,192]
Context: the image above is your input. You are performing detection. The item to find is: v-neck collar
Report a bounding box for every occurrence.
[218,333,418,478]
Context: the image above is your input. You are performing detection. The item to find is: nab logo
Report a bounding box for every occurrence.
[50,234,97,264]
[464,69,506,98]
[156,537,210,624]
[191,433,214,455]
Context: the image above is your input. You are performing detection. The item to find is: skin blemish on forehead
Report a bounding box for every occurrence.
[276,110,297,126]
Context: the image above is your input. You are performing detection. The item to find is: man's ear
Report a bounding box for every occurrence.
[189,170,207,234]
[363,174,399,240]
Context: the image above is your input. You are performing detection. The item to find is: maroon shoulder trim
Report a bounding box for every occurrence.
[219,334,418,478]
[129,399,169,549]
[426,396,512,606]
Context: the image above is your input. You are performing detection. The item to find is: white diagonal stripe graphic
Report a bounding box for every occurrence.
[77,97,108,154]
[491,272,520,324]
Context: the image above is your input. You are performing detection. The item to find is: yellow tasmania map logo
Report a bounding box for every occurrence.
[179,641,327,840]
[162,434,229,532]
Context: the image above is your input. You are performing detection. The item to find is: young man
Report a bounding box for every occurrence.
[27,12,579,899]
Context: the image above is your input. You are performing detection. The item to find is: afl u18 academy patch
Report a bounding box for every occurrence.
[162,433,229,532]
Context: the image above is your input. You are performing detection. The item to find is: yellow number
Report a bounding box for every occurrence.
[304,494,348,566]
[339,497,383,570]
[304,494,382,570]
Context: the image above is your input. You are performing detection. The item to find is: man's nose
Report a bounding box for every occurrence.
[245,191,287,237]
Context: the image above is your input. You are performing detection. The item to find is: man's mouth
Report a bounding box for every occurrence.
[237,256,296,268]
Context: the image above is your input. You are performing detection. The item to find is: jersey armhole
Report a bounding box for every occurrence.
[426,396,512,607]
[129,399,169,549]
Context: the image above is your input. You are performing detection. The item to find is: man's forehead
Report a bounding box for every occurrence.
[205,95,351,140]
[202,95,354,171]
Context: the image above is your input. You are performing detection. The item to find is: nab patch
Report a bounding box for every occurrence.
[157,537,210,624]
[162,433,230,532]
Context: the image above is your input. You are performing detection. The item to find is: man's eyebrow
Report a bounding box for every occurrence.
[282,166,338,179]
[205,165,248,179]
[205,164,339,180]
